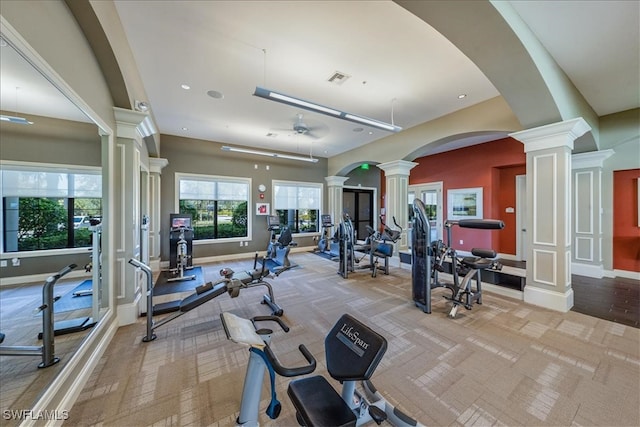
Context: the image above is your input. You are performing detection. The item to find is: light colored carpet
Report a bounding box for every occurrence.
[64,253,639,426]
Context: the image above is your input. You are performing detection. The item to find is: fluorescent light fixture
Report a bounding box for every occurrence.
[344,113,396,131]
[221,145,319,163]
[0,114,33,125]
[253,86,402,133]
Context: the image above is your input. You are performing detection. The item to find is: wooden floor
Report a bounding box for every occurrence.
[498,258,639,328]
[572,275,639,328]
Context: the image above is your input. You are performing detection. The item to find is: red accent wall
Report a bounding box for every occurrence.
[496,165,526,254]
[613,169,640,272]
[410,137,525,253]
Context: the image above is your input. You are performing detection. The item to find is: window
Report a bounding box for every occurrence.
[1,163,102,252]
[273,180,322,233]
[177,174,250,241]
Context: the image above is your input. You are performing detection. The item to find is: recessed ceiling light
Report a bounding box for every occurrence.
[181,84,191,90]
[207,90,224,99]
[458,94,467,99]
[181,127,188,131]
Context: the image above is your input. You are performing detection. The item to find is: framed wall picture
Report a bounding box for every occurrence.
[256,202,270,216]
[447,187,483,220]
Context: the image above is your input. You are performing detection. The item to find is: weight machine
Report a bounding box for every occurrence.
[336,214,399,278]
[129,253,284,343]
[167,214,196,282]
[412,198,504,317]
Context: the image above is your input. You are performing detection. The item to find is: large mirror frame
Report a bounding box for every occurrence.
[0,17,115,421]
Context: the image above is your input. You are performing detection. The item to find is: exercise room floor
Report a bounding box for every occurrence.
[1,252,638,426]
[68,252,639,426]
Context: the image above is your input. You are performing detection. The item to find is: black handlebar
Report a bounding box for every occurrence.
[251,315,290,333]
[264,343,317,377]
[46,263,77,283]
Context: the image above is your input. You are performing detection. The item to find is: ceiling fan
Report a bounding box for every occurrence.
[272,113,328,140]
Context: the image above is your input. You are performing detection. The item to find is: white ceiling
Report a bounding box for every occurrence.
[1,1,638,159]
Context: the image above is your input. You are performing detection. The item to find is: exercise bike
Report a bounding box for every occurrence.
[262,215,297,275]
[287,313,425,427]
[220,312,316,426]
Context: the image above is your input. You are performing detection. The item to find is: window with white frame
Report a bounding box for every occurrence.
[273,180,322,233]
[177,173,250,241]
[1,162,102,252]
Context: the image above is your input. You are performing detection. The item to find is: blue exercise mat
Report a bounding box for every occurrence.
[54,280,93,313]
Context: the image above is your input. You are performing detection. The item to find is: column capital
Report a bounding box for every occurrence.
[149,158,169,174]
[376,160,418,176]
[510,117,591,152]
[325,176,349,187]
[572,149,614,169]
[113,107,157,140]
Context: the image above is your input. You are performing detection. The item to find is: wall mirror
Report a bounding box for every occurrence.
[0,26,112,420]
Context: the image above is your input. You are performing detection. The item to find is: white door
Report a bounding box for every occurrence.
[409,182,443,244]
[516,175,527,261]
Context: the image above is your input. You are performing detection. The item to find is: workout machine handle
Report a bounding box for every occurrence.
[33,264,77,315]
[48,263,77,283]
[263,343,317,378]
[251,315,290,333]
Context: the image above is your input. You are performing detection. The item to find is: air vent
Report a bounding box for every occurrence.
[327,71,351,85]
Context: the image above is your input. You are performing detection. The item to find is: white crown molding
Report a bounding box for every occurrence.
[572,149,615,169]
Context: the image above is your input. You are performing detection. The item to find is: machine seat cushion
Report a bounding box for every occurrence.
[287,375,356,427]
[325,313,387,381]
[180,282,227,312]
[464,248,497,270]
[462,257,493,270]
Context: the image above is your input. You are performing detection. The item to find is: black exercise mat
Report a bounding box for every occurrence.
[54,280,93,313]
[153,266,204,296]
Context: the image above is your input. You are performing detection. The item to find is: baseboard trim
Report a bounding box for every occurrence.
[571,262,604,278]
[524,285,574,312]
[613,269,640,280]
[117,292,142,326]
[483,283,523,300]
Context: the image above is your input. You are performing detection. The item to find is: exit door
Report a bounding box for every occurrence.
[343,189,373,240]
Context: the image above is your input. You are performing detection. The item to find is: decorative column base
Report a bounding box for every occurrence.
[524,285,574,313]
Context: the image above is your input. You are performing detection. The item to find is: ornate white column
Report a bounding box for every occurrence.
[510,118,591,312]
[113,107,147,325]
[325,176,349,228]
[148,158,168,271]
[376,160,418,252]
[571,150,614,278]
